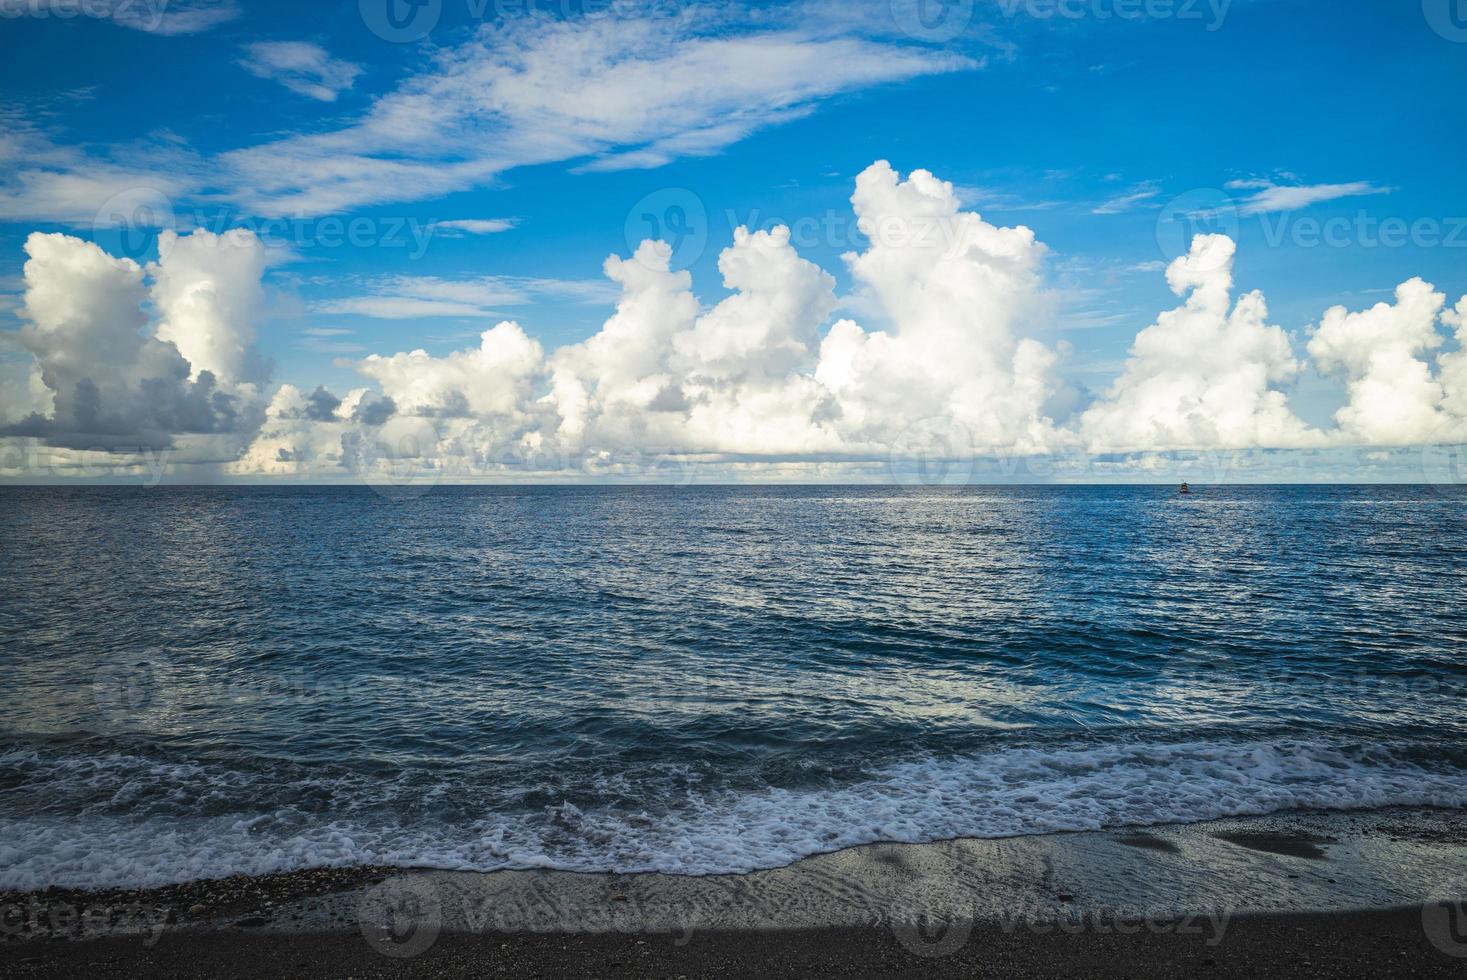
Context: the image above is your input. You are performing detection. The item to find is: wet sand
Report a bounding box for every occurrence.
[4,807,1467,977]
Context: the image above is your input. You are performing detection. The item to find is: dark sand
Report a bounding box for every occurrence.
[4,807,1467,977]
[4,907,1466,978]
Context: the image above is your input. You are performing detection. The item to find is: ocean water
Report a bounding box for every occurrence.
[1,484,1465,891]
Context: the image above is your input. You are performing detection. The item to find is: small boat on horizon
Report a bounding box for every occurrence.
[1180,482,1192,495]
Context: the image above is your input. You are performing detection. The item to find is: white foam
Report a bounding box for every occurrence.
[4,739,1466,890]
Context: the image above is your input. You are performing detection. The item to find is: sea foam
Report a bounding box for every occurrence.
[4,739,1466,891]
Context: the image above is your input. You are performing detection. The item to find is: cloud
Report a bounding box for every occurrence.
[815,161,1061,453]
[150,228,270,384]
[238,42,363,102]
[7,0,241,34]
[219,12,976,215]
[0,7,977,225]
[315,275,617,320]
[6,161,1467,481]
[358,321,546,421]
[1440,298,1467,426]
[1092,182,1162,215]
[548,225,843,455]
[116,0,240,35]
[3,231,264,451]
[0,357,52,427]
[1306,278,1451,445]
[1225,179,1392,215]
[283,162,1067,473]
[230,383,394,476]
[0,114,199,226]
[301,385,342,422]
[1080,235,1318,452]
[348,389,397,426]
[434,219,519,236]
[252,162,1464,478]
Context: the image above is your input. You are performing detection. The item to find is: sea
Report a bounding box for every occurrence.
[1,484,1465,891]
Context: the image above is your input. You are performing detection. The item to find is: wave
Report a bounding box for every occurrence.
[4,739,1466,890]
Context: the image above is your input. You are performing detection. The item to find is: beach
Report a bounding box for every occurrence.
[6,907,1462,979]
[5,487,1466,975]
[5,807,1466,977]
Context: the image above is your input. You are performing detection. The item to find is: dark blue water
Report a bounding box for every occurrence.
[2,485,1465,889]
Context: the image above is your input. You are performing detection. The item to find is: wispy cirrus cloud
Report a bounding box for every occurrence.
[239,42,363,102]
[434,219,519,236]
[315,275,618,320]
[127,0,240,35]
[1225,178,1392,215]
[297,327,365,355]
[33,0,243,35]
[1,5,980,223]
[952,185,1064,212]
[0,113,201,226]
[1092,181,1162,215]
[218,10,979,215]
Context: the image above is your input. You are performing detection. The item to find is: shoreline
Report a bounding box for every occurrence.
[4,805,1467,975]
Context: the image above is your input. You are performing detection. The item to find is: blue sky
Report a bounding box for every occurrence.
[1,0,1465,482]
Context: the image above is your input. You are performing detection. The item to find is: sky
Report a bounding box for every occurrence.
[0,0,1465,485]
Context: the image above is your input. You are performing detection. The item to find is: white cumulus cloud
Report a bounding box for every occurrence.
[151,229,270,385]
[5,161,1467,481]
[1307,279,1452,446]
[5,232,264,451]
[1080,234,1318,452]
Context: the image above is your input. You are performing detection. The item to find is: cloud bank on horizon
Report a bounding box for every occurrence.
[4,161,1466,483]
